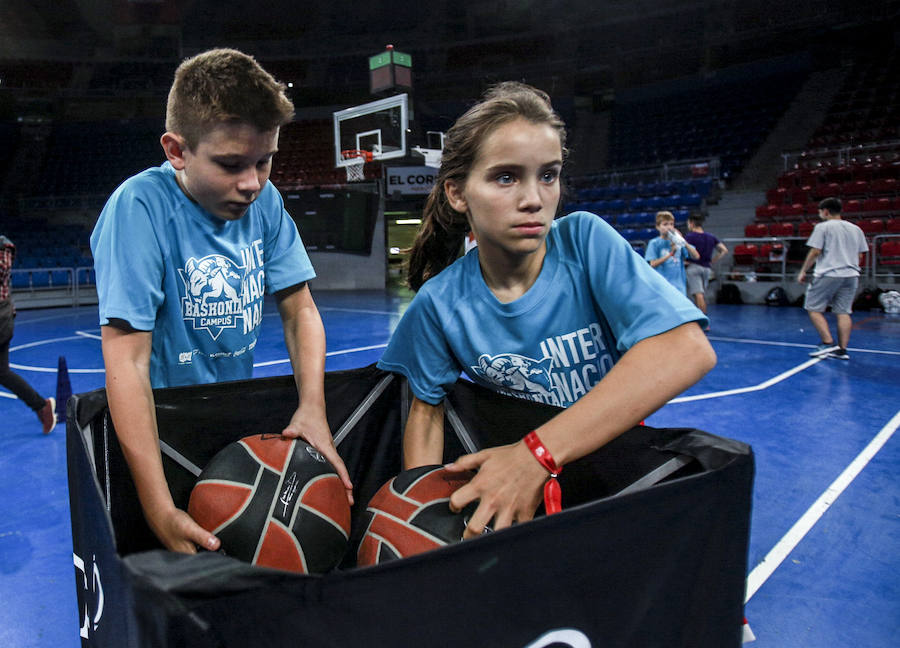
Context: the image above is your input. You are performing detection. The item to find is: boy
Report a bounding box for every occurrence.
[644,211,699,294]
[684,214,728,315]
[91,48,351,554]
[797,197,868,360]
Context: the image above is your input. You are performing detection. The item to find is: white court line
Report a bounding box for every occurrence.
[319,306,402,316]
[708,335,900,356]
[745,408,900,602]
[669,357,824,403]
[253,343,388,368]
[75,330,102,340]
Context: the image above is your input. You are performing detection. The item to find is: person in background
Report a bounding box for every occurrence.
[684,214,728,327]
[798,197,868,360]
[645,210,700,294]
[0,235,57,434]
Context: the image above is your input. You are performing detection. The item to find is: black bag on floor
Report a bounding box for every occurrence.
[717,283,743,304]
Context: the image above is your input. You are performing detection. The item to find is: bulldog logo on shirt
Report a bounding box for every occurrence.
[471,353,554,399]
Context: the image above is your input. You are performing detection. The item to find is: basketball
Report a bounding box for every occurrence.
[357,465,477,566]
[187,434,350,574]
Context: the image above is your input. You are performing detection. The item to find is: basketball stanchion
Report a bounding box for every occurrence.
[55,355,72,420]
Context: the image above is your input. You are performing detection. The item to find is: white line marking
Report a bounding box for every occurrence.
[669,358,824,403]
[75,330,102,340]
[745,408,900,602]
[319,306,401,316]
[708,335,900,356]
[0,391,16,399]
[252,343,387,368]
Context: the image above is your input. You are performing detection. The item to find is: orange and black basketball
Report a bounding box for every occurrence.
[357,465,476,566]
[188,434,350,574]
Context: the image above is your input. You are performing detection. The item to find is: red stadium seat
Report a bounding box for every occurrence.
[744,223,768,238]
[797,221,816,237]
[755,204,778,222]
[862,197,891,215]
[814,183,842,198]
[841,180,869,197]
[887,218,900,233]
[778,203,805,220]
[869,178,897,196]
[732,244,758,266]
[879,240,900,265]
[790,187,811,204]
[843,199,862,214]
[769,222,795,237]
[858,218,885,236]
[766,187,788,204]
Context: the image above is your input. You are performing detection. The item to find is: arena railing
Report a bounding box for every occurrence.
[10,266,97,309]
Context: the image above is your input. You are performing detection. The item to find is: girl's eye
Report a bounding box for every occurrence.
[541,169,560,183]
[496,173,515,184]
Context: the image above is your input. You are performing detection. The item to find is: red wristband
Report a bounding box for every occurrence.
[523,431,563,515]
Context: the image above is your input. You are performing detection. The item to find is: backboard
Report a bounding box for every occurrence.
[334,94,408,168]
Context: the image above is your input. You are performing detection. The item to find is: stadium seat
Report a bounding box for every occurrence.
[744,223,768,238]
[769,222,795,237]
[755,204,778,222]
[843,199,862,214]
[862,197,891,215]
[732,244,758,266]
[858,218,885,236]
[778,203,805,220]
[879,240,900,265]
[797,221,816,237]
[841,180,869,198]
[869,178,897,196]
[886,218,900,234]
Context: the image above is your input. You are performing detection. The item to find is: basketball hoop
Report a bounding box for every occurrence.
[341,149,373,182]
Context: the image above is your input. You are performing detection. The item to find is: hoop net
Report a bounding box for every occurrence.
[341,149,373,182]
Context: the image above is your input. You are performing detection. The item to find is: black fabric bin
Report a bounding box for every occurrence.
[67,364,753,647]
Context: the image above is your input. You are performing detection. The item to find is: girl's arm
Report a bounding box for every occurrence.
[403,397,446,469]
[447,321,715,538]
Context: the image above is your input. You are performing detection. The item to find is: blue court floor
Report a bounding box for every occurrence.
[1,291,898,647]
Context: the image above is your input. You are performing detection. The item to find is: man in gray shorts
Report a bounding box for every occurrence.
[797,197,869,360]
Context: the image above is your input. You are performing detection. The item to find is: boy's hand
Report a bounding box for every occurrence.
[149,506,220,554]
[282,406,354,505]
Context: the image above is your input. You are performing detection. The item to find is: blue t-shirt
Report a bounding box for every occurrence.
[91,162,315,388]
[645,236,689,293]
[378,212,706,407]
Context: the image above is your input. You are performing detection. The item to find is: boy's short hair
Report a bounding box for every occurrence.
[688,213,705,225]
[818,197,842,215]
[655,210,675,225]
[166,48,295,150]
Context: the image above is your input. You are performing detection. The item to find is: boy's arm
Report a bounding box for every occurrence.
[796,247,821,283]
[403,397,446,469]
[276,283,354,504]
[447,321,715,538]
[101,324,220,553]
[648,242,675,268]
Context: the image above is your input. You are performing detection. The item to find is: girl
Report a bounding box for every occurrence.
[377,82,715,538]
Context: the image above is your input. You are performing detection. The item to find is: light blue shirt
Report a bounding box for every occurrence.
[378,212,706,407]
[645,236,690,294]
[91,162,315,388]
